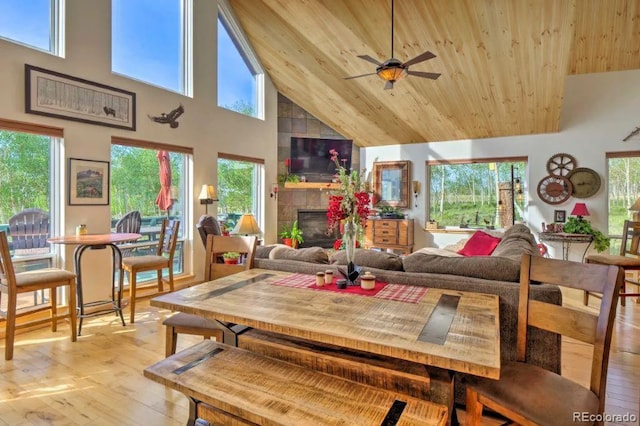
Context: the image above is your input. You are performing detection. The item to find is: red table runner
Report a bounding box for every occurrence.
[270,273,428,304]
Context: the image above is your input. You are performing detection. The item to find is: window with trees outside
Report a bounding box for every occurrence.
[607,152,640,253]
[428,158,527,229]
[0,0,64,55]
[217,154,264,234]
[110,140,192,280]
[0,122,62,311]
[217,1,264,118]
[112,0,192,95]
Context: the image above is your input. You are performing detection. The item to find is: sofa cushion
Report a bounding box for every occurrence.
[330,249,404,271]
[491,224,538,260]
[270,246,329,264]
[457,231,502,256]
[403,253,521,282]
[256,244,290,259]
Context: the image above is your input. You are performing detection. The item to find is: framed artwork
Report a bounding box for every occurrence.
[25,64,136,131]
[372,161,411,208]
[68,158,110,205]
[554,209,566,223]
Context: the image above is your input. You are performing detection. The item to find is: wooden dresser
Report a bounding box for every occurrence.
[364,218,414,254]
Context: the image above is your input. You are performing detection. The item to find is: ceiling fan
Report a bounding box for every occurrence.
[344,0,440,90]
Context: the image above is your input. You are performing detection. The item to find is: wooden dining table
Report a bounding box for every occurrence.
[48,232,141,335]
[151,268,500,423]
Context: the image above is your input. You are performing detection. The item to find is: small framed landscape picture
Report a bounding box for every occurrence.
[554,209,566,223]
[68,158,110,205]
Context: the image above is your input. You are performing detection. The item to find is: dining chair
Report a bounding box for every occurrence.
[465,253,623,426]
[121,219,180,324]
[0,231,77,360]
[114,210,142,258]
[162,234,257,356]
[584,219,640,307]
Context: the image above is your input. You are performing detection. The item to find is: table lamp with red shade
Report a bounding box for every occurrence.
[570,202,590,220]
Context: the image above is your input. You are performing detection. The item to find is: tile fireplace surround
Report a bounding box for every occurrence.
[296,209,338,248]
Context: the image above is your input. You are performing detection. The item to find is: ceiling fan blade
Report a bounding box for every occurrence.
[407,70,441,80]
[357,55,383,66]
[403,51,436,67]
[384,80,394,90]
[344,72,377,80]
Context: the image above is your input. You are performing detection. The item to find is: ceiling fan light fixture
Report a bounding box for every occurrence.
[377,64,407,82]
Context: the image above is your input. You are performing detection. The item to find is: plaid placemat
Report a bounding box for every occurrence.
[270,273,428,304]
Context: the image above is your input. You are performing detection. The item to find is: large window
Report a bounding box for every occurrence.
[428,158,527,228]
[607,152,640,242]
[0,121,62,310]
[217,154,264,232]
[0,0,64,55]
[111,139,192,278]
[217,1,264,118]
[112,0,192,94]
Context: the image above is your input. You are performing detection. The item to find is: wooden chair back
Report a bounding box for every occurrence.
[156,219,180,258]
[204,235,257,281]
[115,210,142,234]
[196,215,221,248]
[8,208,50,254]
[0,231,18,291]
[618,220,640,257]
[518,254,623,404]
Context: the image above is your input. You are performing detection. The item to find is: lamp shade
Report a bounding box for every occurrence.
[629,197,640,211]
[198,184,217,201]
[232,213,261,236]
[570,203,590,217]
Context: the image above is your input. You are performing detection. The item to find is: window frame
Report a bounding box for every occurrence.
[111,0,193,95]
[217,152,265,231]
[0,0,64,56]
[426,156,527,229]
[110,136,194,280]
[217,0,265,119]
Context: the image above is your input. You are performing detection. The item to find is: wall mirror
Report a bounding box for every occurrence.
[372,161,411,208]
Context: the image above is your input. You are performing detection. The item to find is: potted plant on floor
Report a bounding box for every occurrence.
[222,251,241,264]
[280,220,304,248]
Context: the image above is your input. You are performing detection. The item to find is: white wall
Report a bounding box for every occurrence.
[363,69,640,260]
[0,0,278,298]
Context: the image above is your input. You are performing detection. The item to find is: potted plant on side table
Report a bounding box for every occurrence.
[222,251,241,264]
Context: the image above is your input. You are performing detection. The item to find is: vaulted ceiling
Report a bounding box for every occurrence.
[229,0,640,147]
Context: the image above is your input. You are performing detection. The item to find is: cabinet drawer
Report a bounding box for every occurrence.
[374,235,399,245]
[376,220,399,232]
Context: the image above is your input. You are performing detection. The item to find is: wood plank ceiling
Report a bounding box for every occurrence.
[229,0,640,147]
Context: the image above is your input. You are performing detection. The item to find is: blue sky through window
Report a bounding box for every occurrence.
[217,16,256,113]
[112,0,183,93]
[0,0,51,51]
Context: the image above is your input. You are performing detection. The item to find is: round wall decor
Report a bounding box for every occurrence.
[537,175,573,205]
[567,167,601,198]
[546,153,577,177]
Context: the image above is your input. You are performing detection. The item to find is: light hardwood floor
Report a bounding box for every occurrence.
[0,290,638,425]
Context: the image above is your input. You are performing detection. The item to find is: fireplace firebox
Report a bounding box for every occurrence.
[297,209,338,248]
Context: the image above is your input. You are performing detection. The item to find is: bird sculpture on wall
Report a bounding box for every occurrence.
[148,104,184,128]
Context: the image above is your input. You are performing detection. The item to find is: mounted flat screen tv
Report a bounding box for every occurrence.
[289,137,353,182]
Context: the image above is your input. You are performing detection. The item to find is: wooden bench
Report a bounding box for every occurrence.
[144,340,448,426]
[237,329,453,410]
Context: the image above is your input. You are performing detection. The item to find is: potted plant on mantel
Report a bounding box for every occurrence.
[280,220,304,248]
[222,251,241,264]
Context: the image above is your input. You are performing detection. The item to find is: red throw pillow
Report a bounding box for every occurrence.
[457,231,502,256]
